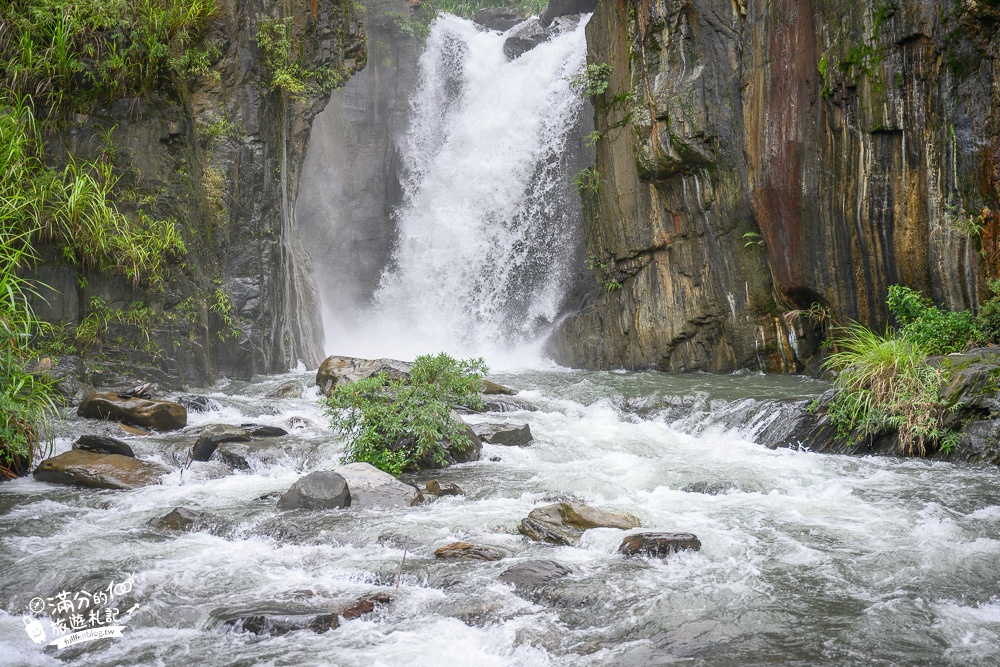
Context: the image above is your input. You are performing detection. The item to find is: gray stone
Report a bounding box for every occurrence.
[33,450,170,490]
[682,481,732,495]
[434,542,507,561]
[426,479,464,496]
[149,507,209,532]
[539,0,598,27]
[243,424,289,438]
[519,502,641,545]
[277,471,352,510]
[503,18,550,60]
[619,532,702,557]
[472,7,525,32]
[178,395,221,413]
[315,355,412,395]
[265,380,304,399]
[333,462,421,507]
[191,424,252,462]
[73,435,135,458]
[473,422,533,446]
[498,560,572,590]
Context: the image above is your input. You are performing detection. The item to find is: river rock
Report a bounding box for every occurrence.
[619,532,702,557]
[191,424,252,462]
[519,502,641,545]
[33,450,170,490]
[333,462,421,507]
[177,394,221,413]
[277,471,352,510]
[315,355,412,395]
[472,7,524,32]
[265,380,304,399]
[482,395,538,413]
[243,424,289,438]
[482,379,517,395]
[434,541,507,561]
[473,423,533,446]
[539,0,598,27]
[503,18,549,60]
[682,481,733,495]
[448,411,483,463]
[340,592,392,619]
[498,560,572,590]
[220,611,340,635]
[426,479,464,496]
[78,392,187,431]
[72,434,135,458]
[149,507,209,532]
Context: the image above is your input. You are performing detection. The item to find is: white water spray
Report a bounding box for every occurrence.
[326,14,589,368]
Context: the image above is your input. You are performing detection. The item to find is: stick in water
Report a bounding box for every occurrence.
[395,542,408,592]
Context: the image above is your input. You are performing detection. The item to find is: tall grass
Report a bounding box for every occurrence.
[822,324,955,456]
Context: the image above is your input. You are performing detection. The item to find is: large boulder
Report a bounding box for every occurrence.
[265,380,304,399]
[77,392,187,431]
[315,355,411,395]
[277,471,351,510]
[498,560,572,590]
[334,462,422,507]
[539,0,599,27]
[33,450,170,490]
[519,502,641,545]
[434,542,507,561]
[72,434,135,458]
[482,379,517,395]
[472,7,524,32]
[473,422,533,446]
[502,18,549,60]
[619,532,702,557]
[448,411,483,463]
[191,424,252,462]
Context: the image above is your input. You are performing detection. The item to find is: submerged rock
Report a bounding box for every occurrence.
[426,479,464,496]
[78,392,187,431]
[434,541,507,561]
[482,395,538,413]
[682,481,733,495]
[539,0,599,27]
[315,355,411,395]
[177,394,221,413]
[334,462,422,507]
[519,502,641,545]
[619,532,702,557]
[265,380,304,399]
[191,424,252,462]
[473,422,533,446]
[498,560,572,590]
[220,611,340,635]
[277,471,351,510]
[340,592,392,619]
[503,18,549,60]
[472,7,524,32]
[33,450,170,490]
[149,507,210,532]
[72,434,135,458]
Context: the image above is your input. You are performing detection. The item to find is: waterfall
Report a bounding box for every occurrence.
[324,13,590,366]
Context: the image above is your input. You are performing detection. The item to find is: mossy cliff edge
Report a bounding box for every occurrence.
[549,0,1000,373]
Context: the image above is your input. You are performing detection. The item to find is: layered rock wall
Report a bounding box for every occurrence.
[549,0,1000,373]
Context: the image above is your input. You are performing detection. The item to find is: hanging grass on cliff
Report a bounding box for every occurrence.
[322,353,487,476]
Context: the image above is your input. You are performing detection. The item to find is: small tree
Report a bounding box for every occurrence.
[322,353,488,475]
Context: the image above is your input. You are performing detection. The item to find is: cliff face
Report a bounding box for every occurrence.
[30,0,365,386]
[548,0,1000,373]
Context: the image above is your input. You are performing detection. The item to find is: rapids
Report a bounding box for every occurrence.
[3,369,1000,666]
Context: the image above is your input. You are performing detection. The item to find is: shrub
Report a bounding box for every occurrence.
[322,353,488,476]
[822,324,955,456]
[569,63,612,97]
[886,285,975,355]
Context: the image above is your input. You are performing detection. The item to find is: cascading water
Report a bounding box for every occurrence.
[324,14,590,365]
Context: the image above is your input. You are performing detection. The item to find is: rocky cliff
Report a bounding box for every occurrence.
[548,0,1000,373]
[29,0,365,387]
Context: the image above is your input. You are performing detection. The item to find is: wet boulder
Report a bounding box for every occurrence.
[191,424,252,462]
[243,424,289,438]
[482,395,538,413]
[149,507,210,532]
[340,592,392,619]
[503,18,549,60]
[426,479,464,496]
[448,411,483,463]
[682,481,733,495]
[265,380,304,399]
[72,434,135,458]
[473,422,533,446]
[619,532,702,557]
[177,394,221,413]
[539,0,599,27]
[78,392,187,431]
[434,541,507,561]
[472,7,524,32]
[482,380,517,395]
[220,611,340,635]
[33,450,170,490]
[519,502,641,546]
[315,355,412,395]
[498,560,572,590]
[334,462,422,507]
[277,471,351,510]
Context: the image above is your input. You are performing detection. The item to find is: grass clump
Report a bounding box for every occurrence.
[822,324,957,456]
[886,285,975,355]
[569,63,612,97]
[323,353,488,476]
[255,15,347,101]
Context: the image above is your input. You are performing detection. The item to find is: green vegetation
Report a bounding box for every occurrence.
[742,231,764,248]
[822,324,958,456]
[209,285,240,341]
[255,15,347,100]
[323,354,488,476]
[886,285,977,355]
[75,297,158,355]
[573,167,602,194]
[570,63,612,97]
[0,0,218,114]
[431,0,544,18]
